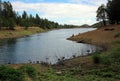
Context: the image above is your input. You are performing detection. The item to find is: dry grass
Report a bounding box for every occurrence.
[0,26,44,39]
[8,63,48,71]
[68,25,120,45]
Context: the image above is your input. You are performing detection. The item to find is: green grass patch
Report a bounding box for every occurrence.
[89,65,120,80]
[114,33,120,38]
[0,65,25,81]
[113,41,120,44]
[88,42,120,80]
[0,65,39,81]
[78,75,115,81]
[38,68,79,81]
[18,65,38,80]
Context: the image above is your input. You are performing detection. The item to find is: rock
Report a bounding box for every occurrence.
[56,71,62,75]
[77,40,85,43]
[71,34,74,37]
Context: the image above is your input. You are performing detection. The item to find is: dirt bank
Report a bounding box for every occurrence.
[68,25,120,45]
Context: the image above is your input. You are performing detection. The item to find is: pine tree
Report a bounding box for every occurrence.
[96,4,107,26]
[107,0,120,24]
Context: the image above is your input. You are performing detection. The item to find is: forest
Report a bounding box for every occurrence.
[0,1,75,30]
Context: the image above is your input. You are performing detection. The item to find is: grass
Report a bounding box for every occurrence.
[68,25,120,45]
[0,65,24,81]
[0,65,43,81]
[0,65,79,81]
[0,26,45,39]
[18,65,38,80]
[1,25,120,81]
[114,33,120,38]
[85,41,120,81]
[87,64,120,80]
[60,25,120,81]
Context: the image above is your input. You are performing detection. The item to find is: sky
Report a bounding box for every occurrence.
[2,0,107,25]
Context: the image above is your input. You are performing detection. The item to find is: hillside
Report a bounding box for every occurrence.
[80,24,90,28]
[68,25,120,45]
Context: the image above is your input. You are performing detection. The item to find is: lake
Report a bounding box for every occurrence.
[0,28,99,64]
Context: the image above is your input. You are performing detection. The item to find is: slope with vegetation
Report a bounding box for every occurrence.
[0,0,120,81]
[66,24,120,81]
[68,25,120,45]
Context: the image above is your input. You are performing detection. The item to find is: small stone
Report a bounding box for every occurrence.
[56,71,62,75]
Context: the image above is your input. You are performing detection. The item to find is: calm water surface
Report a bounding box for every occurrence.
[0,28,99,64]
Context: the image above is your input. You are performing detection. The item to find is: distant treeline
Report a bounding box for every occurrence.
[0,1,76,30]
[96,0,120,26]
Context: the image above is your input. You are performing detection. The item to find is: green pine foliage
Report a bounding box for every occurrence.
[0,1,15,30]
[0,1,75,30]
[107,0,120,24]
[96,0,120,26]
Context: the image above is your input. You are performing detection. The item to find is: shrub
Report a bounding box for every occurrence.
[0,65,24,81]
[92,52,101,64]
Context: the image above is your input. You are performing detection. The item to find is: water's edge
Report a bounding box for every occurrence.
[0,28,99,64]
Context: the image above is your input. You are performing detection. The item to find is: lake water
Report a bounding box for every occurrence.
[0,28,99,64]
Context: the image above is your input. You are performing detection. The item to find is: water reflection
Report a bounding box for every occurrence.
[0,38,17,64]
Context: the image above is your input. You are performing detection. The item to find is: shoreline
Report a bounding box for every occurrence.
[0,27,45,40]
[1,25,120,66]
[0,27,80,40]
[1,25,120,81]
[68,25,120,45]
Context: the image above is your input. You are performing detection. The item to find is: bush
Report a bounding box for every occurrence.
[0,65,24,81]
[92,52,101,64]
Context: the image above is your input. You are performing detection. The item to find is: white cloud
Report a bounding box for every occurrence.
[11,1,105,25]
[67,18,96,25]
[69,0,107,6]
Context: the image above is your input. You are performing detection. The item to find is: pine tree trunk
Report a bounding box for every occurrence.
[103,19,106,26]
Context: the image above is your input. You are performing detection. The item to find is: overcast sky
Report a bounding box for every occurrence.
[2,0,107,25]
